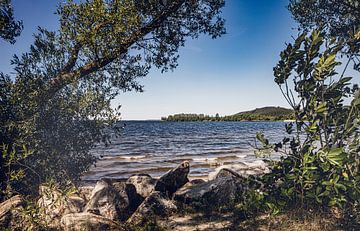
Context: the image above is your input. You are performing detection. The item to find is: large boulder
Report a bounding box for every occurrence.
[61,212,124,231]
[126,191,177,227]
[211,167,243,180]
[155,161,190,196]
[37,185,85,228]
[126,174,156,198]
[174,179,206,199]
[111,180,144,220]
[174,176,243,209]
[84,179,124,220]
[208,160,269,180]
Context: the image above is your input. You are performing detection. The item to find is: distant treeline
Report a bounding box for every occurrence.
[161,107,294,122]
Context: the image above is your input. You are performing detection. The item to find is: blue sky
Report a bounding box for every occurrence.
[0,0,298,120]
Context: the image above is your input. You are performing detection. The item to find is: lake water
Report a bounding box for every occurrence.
[82,121,288,182]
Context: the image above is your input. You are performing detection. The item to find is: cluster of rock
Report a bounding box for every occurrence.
[0,160,268,230]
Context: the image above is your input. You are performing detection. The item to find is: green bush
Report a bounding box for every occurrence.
[257,30,360,211]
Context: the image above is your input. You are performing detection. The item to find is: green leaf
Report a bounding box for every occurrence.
[315,102,328,113]
[328,199,337,206]
[314,53,337,80]
[326,148,346,166]
[335,183,347,191]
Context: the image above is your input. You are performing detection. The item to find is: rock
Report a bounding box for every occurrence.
[174,176,243,209]
[212,168,244,180]
[155,161,190,196]
[61,212,124,231]
[208,160,269,181]
[37,186,85,228]
[126,174,156,198]
[84,179,123,220]
[174,179,206,198]
[123,183,144,211]
[127,191,177,227]
[189,179,206,185]
[0,195,24,228]
[111,180,143,220]
[67,195,86,212]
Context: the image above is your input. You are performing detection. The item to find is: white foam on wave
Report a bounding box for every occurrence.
[236,154,247,158]
[191,154,248,164]
[117,155,148,160]
[192,157,218,162]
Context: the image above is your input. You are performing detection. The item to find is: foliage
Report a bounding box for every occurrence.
[16,200,46,231]
[289,0,360,39]
[0,0,225,199]
[224,107,294,121]
[232,176,268,219]
[162,107,294,121]
[0,0,22,44]
[162,113,222,121]
[257,30,360,212]
[236,107,293,117]
[289,0,360,71]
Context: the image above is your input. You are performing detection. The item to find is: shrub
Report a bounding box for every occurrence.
[257,30,360,211]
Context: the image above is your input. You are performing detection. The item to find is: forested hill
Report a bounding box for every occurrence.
[161,107,294,122]
[234,107,293,117]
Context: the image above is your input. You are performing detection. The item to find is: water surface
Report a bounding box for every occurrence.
[82,121,287,182]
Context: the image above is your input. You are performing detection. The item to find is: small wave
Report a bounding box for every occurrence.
[216,155,241,161]
[163,158,193,163]
[104,166,173,178]
[107,155,150,161]
[192,157,218,162]
[176,148,246,158]
[191,163,212,168]
[191,154,246,163]
[200,149,248,156]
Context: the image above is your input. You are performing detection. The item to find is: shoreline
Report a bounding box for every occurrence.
[81,159,270,187]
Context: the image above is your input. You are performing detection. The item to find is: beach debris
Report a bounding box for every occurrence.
[155,161,190,196]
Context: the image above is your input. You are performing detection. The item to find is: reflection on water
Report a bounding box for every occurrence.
[82,121,288,182]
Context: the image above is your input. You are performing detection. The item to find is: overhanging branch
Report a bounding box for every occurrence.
[47,0,186,97]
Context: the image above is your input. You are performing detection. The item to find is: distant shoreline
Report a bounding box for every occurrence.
[120,120,291,122]
[161,106,294,122]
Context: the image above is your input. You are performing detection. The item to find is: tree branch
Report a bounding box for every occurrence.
[48,0,186,97]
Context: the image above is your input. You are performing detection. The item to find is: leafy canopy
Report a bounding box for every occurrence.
[0,0,225,197]
[0,0,22,44]
[289,0,360,70]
